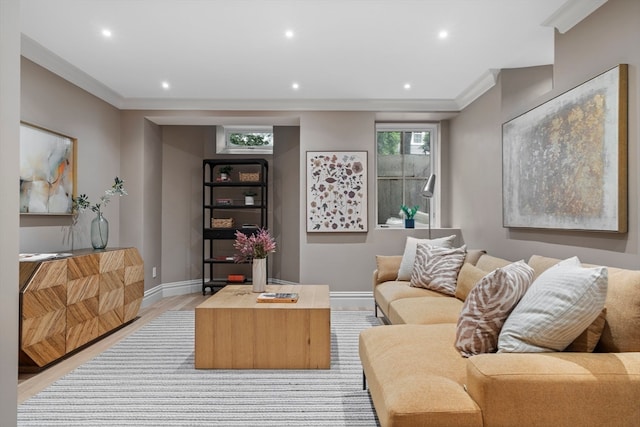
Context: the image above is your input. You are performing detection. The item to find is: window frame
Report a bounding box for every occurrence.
[375,122,438,228]
[216,125,274,154]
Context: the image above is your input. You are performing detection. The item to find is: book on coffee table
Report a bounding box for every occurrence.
[256,292,299,303]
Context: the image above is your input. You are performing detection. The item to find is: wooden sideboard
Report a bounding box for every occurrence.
[19,247,144,370]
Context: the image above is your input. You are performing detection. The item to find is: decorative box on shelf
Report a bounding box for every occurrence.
[211,218,234,228]
[239,172,260,182]
[227,274,246,283]
[216,198,233,205]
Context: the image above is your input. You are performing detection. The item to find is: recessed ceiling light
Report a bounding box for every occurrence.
[404,83,411,90]
[292,82,300,90]
[438,30,448,39]
[161,81,170,90]
[101,28,112,38]
[285,29,294,39]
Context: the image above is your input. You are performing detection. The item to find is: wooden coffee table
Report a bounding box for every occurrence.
[195,284,330,369]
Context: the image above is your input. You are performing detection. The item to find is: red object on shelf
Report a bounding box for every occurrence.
[227,274,246,283]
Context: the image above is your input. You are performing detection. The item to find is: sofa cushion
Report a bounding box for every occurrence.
[498,257,608,352]
[474,254,513,272]
[374,281,446,317]
[455,260,534,357]
[565,308,607,352]
[455,263,488,301]
[397,235,456,280]
[375,255,402,283]
[410,244,466,296]
[359,324,483,427]
[527,254,564,279]
[596,266,640,352]
[466,352,640,427]
[463,249,487,267]
[388,296,463,325]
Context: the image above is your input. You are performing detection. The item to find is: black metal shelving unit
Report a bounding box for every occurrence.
[202,158,268,295]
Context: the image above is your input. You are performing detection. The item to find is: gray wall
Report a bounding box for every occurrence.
[0,0,20,424]
[450,0,640,268]
[161,125,208,283]
[20,58,122,252]
[273,126,301,282]
[296,111,456,290]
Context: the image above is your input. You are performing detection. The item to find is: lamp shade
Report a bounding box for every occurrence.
[421,174,436,198]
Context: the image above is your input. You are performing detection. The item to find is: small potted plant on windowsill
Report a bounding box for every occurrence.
[243,190,257,205]
[219,165,233,181]
[401,205,419,229]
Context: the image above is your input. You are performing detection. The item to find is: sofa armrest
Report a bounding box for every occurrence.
[466,352,640,427]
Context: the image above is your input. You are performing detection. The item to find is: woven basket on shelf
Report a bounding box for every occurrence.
[239,172,260,182]
[212,218,234,228]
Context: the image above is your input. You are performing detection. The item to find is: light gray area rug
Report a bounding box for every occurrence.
[18,310,381,426]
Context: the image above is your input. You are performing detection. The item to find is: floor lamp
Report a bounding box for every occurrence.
[421,174,436,239]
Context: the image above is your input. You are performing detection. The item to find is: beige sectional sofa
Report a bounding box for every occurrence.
[360,251,640,427]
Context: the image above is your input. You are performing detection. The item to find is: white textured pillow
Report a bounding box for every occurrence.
[455,260,534,357]
[410,244,466,296]
[498,257,608,353]
[397,235,456,280]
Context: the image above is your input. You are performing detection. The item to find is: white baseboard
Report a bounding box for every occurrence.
[142,279,374,311]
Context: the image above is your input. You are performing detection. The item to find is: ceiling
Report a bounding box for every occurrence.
[20,0,607,112]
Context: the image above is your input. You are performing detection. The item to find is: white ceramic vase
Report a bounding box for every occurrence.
[252,258,267,292]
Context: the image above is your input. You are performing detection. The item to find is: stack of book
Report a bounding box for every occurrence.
[256,292,299,303]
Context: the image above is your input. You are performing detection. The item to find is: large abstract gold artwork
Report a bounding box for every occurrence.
[503,64,627,232]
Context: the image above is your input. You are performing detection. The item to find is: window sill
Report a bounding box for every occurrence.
[376,223,434,230]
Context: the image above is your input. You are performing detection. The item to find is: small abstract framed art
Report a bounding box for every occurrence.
[502,64,628,232]
[19,122,77,215]
[306,151,368,232]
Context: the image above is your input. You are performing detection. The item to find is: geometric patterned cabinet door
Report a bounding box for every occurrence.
[123,248,144,323]
[19,247,144,370]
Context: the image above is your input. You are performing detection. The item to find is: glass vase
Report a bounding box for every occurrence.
[252,258,267,293]
[91,212,109,249]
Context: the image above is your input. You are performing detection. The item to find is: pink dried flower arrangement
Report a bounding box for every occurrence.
[233,228,276,262]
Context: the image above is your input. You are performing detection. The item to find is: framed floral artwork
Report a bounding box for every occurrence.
[306,151,368,232]
[19,122,77,215]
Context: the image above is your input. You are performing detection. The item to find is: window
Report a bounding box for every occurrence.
[216,126,274,154]
[376,123,437,226]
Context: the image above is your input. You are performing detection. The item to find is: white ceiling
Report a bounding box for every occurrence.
[20,0,607,112]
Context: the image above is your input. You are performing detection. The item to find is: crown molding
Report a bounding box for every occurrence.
[21,34,125,108]
[542,0,608,33]
[455,69,500,110]
[119,97,460,112]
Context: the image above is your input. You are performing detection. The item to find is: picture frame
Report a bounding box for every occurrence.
[502,64,628,232]
[306,151,368,232]
[19,122,77,215]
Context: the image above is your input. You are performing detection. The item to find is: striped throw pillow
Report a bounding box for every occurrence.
[455,260,534,357]
[397,235,456,281]
[410,244,466,296]
[498,257,608,353]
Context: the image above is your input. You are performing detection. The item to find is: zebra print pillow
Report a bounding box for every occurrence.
[410,244,466,296]
[455,260,534,357]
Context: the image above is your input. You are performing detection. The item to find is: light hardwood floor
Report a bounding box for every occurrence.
[18,292,211,404]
